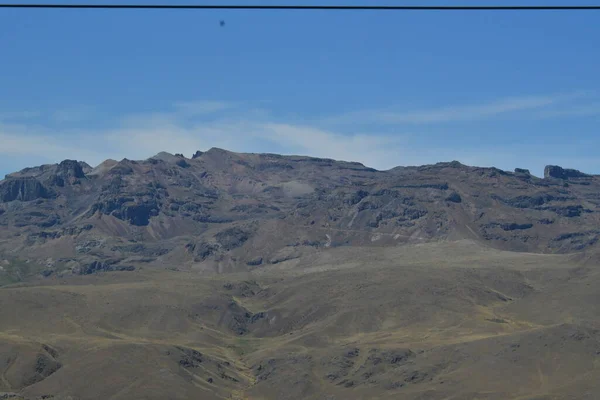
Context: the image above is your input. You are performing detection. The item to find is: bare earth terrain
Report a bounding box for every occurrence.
[1,149,599,399]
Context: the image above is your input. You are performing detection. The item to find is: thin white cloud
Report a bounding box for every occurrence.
[0,124,104,166]
[256,122,407,169]
[534,103,600,119]
[51,107,94,123]
[324,92,590,125]
[0,111,41,121]
[0,94,598,177]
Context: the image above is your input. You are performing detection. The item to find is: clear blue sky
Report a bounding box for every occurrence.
[1,0,599,178]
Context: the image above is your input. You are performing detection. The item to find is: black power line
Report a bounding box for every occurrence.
[0,4,599,11]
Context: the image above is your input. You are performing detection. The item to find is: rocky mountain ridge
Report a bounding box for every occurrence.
[0,148,598,282]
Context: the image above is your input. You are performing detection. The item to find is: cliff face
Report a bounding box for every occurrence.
[1,148,599,277]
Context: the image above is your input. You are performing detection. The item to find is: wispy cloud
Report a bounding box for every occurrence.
[51,107,95,123]
[0,123,105,166]
[0,93,598,177]
[0,111,41,121]
[534,102,600,119]
[255,122,407,168]
[324,92,590,125]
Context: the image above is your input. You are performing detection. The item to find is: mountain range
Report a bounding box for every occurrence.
[1,148,600,399]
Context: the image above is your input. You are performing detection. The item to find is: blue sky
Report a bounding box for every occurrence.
[1,0,599,178]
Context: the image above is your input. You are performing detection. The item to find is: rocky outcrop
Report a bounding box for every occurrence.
[175,158,190,168]
[1,149,600,275]
[246,257,263,266]
[445,192,462,203]
[47,159,87,186]
[515,168,531,175]
[324,347,417,389]
[177,346,204,368]
[187,241,220,262]
[76,260,135,275]
[215,226,252,251]
[88,196,160,226]
[541,205,590,218]
[117,201,160,226]
[0,178,53,202]
[485,222,534,231]
[544,165,590,180]
[550,230,600,251]
[493,193,572,209]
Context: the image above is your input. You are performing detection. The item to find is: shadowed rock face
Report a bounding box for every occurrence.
[0,178,53,202]
[0,149,599,278]
[49,160,87,187]
[544,165,590,180]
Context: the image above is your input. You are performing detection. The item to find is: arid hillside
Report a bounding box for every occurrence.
[1,149,600,399]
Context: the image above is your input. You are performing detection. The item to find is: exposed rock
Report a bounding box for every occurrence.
[188,241,220,262]
[402,207,428,221]
[542,205,590,218]
[345,348,360,358]
[224,301,267,335]
[515,168,531,175]
[0,178,53,202]
[176,159,190,169]
[495,193,558,209]
[485,222,534,231]
[20,352,63,387]
[539,218,554,225]
[118,201,159,226]
[357,201,380,212]
[111,243,170,257]
[79,161,93,173]
[269,254,300,265]
[41,269,54,277]
[246,257,263,266]
[177,346,203,368]
[544,165,590,180]
[223,280,261,297]
[367,348,415,366]
[49,159,86,186]
[89,197,159,226]
[253,359,277,381]
[550,231,600,251]
[345,190,369,205]
[76,260,135,275]
[194,215,232,224]
[445,192,462,203]
[2,148,600,274]
[192,150,203,159]
[394,183,449,190]
[108,162,134,176]
[215,226,252,251]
